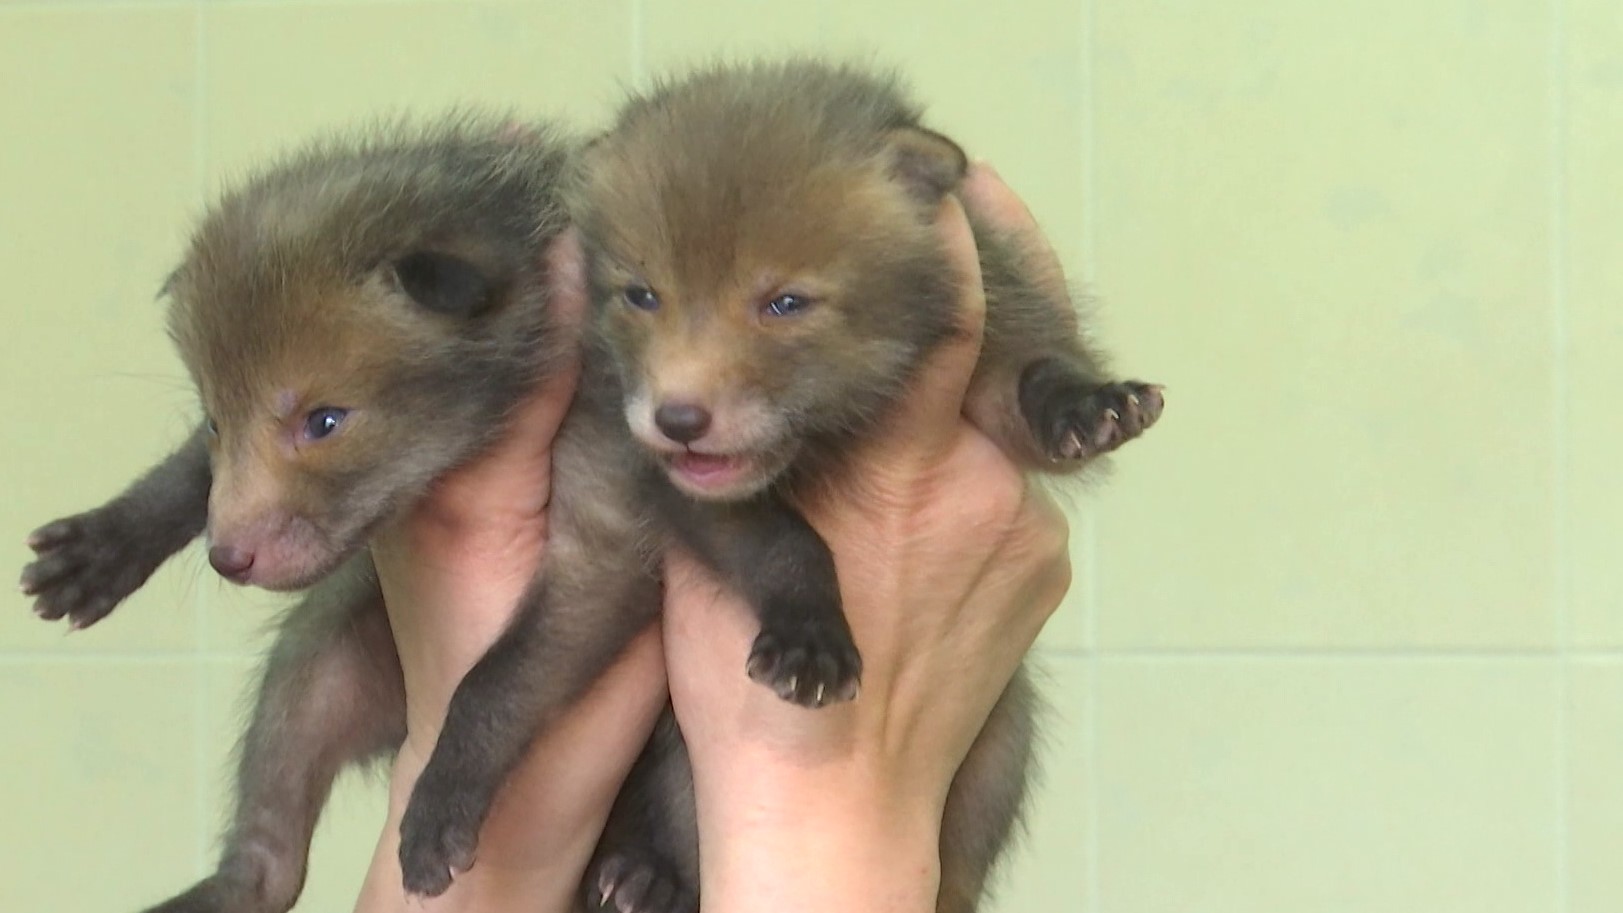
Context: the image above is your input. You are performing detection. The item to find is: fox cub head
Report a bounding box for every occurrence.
[575,60,971,500]
[165,120,570,589]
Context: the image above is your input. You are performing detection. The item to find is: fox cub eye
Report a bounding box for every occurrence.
[763,294,812,318]
[303,407,349,442]
[623,286,660,311]
[205,418,218,437]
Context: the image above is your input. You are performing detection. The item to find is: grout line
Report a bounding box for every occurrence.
[1548,0,1572,909]
[1044,646,1623,660]
[10,646,1623,663]
[192,0,209,879]
[193,634,211,876]
[0,651,260,663]
[1079,1,1101,909]
[0,0,193,10]
[12,645,1623,663]
[1091,647,1600,661]
[3,0,458,7]
[1083,651,1102,913]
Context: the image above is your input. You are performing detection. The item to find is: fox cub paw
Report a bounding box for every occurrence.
[21,505,156,630]
[747,618,863,708]
[589,850,696,913]
[1020,359,1165,464]
[398,768,484,899]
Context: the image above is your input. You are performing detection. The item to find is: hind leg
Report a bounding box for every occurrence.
[965,222,1164,474]
[586,711,698,913]
[1018,363,1165,466]
[397,562,660,897]
[937,667,1041,913]
[143,559,405,913]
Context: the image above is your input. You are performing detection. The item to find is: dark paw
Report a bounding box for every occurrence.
[1043,380,1164,462]
[398,772,484,898]
[589,851,695,913]
[20,506,155,629]
[746,620,862,708]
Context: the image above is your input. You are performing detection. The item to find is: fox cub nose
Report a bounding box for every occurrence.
[654,402,712,444]
[208,545,255,583]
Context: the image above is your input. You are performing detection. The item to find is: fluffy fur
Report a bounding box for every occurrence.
[16,115,663,913]
[20,61,1164,913]
[554,59,1164,913]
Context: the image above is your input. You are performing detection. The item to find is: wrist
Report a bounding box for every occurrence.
[692,748,945,913]
[355,756,600,913]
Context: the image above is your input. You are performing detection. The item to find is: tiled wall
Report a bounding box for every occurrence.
[1,2,1615,912]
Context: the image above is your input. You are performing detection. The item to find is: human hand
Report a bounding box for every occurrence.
[356,230,669,913]
[661,164,1075,913]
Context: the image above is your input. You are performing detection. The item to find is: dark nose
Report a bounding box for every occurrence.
[208,545,255,583]
[654,402,713,444]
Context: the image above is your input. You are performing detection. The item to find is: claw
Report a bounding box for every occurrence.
[1054,429,1084,461]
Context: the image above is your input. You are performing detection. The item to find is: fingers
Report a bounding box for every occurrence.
[661,548,756,661]
[958,162,1042,236]
[958,162,1071,309]
[495,228,587,457]
[856,194,988,466]
[543,227,589,333]
[424,231,585,492]
[402,230,586,534]
[1008,488,1074,639]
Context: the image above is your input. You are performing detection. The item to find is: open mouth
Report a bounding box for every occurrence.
[665,450,760,497]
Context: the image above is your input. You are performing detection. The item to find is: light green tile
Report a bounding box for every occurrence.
[640,0,1088,276]
[0,6,202,653]
[203,0,635,185]
[1567,0,1623,647]
[1096,659,1560,913]
[1570,661,1623,913]
[197,659,389,910]
[201,565,308,655]
[1092,0,1556,648]
[986,655,1089,913]
[0,660,202,909]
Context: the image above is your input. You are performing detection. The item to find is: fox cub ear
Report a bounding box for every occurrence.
[883,126,969,203]
[390,250,495,318]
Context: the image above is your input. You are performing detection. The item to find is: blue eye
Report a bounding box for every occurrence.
[205,418,218,437]
[763,294,812,318]
[303,407,348,441]
[623,286,659,311]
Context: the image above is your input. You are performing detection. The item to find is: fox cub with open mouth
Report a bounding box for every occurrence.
[566,59,1164,913]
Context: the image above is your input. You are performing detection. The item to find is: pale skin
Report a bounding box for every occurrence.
[356,165,1074,913]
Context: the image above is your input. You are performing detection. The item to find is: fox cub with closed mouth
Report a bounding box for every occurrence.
[18,117,673,913]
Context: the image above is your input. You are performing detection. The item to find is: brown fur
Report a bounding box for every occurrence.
[19,61,1163,913]
[15,115,666,913]
[563,59,1165,913]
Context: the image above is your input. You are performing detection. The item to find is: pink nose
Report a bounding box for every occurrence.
[208,545,255,583]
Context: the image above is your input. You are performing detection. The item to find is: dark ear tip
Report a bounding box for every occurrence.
[156,268,181,301]
[392,250,496,318]
[884,126,969,202]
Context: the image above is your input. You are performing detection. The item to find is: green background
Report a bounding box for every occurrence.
[2,1,1618,911]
